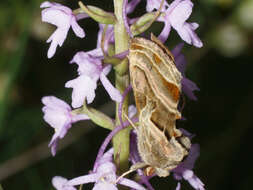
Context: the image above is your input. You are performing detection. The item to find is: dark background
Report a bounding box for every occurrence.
[0,0,253,189]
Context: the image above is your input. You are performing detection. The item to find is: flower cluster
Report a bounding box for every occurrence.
[40,0,204,190]
[52,149,146,190]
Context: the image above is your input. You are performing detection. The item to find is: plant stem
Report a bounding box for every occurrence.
[112,0,130,175]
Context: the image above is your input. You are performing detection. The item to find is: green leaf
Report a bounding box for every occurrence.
[78,2,116,24]
[114,58,129,76]
[73,104,115,130]
[130,12,157,36]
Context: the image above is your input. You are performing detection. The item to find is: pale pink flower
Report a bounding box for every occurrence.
[41,1,85,58]
[156,0,203,47]
[52,176,76,190]
[146,0,169,12]
[65,49,122,108]
[52,149,146,190]
[172,144,205,190]
[42,96,89,156]
[96,24,114,53]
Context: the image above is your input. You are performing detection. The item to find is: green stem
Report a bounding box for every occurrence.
[112,0,130,175]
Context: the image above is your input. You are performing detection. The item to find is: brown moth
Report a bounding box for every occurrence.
[128,34,191,177]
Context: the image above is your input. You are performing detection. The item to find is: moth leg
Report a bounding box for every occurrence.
[115,162,148,183]
[123,113,138,130]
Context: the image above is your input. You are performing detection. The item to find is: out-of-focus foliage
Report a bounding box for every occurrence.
[0,0,252,190]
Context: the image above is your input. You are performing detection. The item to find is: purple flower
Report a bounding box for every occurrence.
[172,43,199,100]
[175,182,181,190]
[146,0,169,12]
[155,0,202,47]
[65,49,122,108]
[97,24,115,53]
[172,144,205,190]
[52,176,76,190]
[42,96,89,156]
[124,0,146,37]
[40,1,85,58]
[52,149,146,190]
[127,0,142,14]
[130,131,142,164]
[128,105,137,118]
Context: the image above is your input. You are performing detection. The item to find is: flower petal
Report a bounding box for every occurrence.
[119,178,146,190]
[182,170,205,190]
[158,22,172,43]
[70,51,102,78]
[42,8,71,29]
[42,96,71,111]
[146,0,169,12]
[97,162,116,177]
[127,0,141,14]
[93,182,118,190]
[175,182,181,190]
[40,1,53,8]
[52,176,76,190]
[169,0,193,28]
[71,18,85,38]
[65,75,97,108]
[182,78,199,101]
[181,144,200,170]
[96,148,114,166]
[100,73,122,102]
[172,43,184,63]
[46,28,68,58]
[128,105,137,118]
[102,64,112,76]
[71,114,89,123]
[174,53,187,75]
[67,173,98,186]
[175,23,202,47]
[43,108,71,132]
[49,135,58,156]
[97,24,114,51]
[123,0,132,37]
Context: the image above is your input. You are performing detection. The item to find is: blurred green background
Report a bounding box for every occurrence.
[0,0,253,189]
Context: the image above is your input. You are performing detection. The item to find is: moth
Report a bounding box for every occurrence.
[128,34,191,177]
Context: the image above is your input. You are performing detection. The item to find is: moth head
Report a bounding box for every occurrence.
[144,166,170,178]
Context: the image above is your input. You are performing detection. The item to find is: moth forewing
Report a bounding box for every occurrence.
[128,34,191,178]
[129,38,182,117]
[138,100,188,177]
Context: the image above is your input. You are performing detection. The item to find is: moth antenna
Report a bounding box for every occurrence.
[115,162,148,184]
[123,113,138,130]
